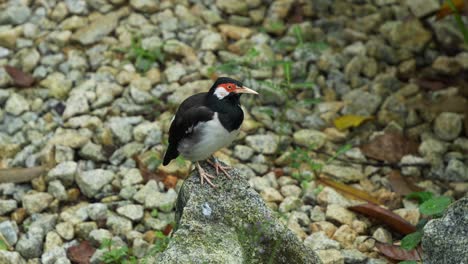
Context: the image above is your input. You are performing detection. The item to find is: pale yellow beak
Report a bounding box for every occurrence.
[234,86,259,95]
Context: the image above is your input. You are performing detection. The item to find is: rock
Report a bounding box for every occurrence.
[218,24,253,39]
[342,90,382,116]
[293,129,327,148]
[130,0,159,13]
[40,72,72,99]
[47,161,77,186]
[121,168,143,187]
[405,0,440,18]
[22,192,54,214]
[0,251,26,264]
[419,138,448,157]
[341,249,367,264]
[326,204,356,225]
[304,231,341,250]
[164,63,187,82]
[89,229,112,246]
[0,221,18,246]
[0,26,20,49]
[444,159,468,181]
[62,95,90,119]
[87,203,108,221]
[393,208,420,226]
[432,56,461,75]
[79,142,106,161]
[55,222,74,240]
[433,112,462,141]
[234,145,255,161]
[279,196,301,213]
[106,214,133,236]
[260,187,284,202]
[333,225,357,249]
[280,185,302,198]
[216,0,248,14]
[0,4,31,25]
[48,180,68,201]
[316,249,343,264]
[372,227,392,244]
[5,94,29,116]
[152,161,321,264]
[41,246,69,264]
[72,7,129,45]
[144,189,178,212]
[116,204,144,221]
[15,229,43,259]
[423,197,468,264]
[386,19,431,52]
[65,0,87,14]
[245,134,279,154]
[0,199,17,215]
[76,169,114,197]
[200,31,224,51]
[322,165,364,182]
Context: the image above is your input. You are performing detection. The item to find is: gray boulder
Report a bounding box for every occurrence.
[422,197,468,264]
[153,161,321,264]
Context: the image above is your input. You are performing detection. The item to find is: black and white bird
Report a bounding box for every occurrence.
[162,77,258,187]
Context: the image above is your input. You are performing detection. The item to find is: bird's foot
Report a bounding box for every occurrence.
[196,162,216,188]
[207,158,232,179]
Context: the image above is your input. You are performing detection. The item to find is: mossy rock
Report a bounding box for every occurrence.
[151,161,321,264]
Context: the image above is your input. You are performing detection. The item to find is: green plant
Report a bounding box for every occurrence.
[398,191,453,263]
[446,0,468,44]
[100,238,137,264]
[123,36,166,73]
[290,143,352,190]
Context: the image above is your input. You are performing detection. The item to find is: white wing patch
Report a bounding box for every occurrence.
[213,87,229,99]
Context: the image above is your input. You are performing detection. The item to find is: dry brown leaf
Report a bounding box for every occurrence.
[4,65,35,88]
[67,241,95,264]
[375,241,422,261]
[349,203,417,235]
[360,132,419,163]
[163,175,178,189]
[436,0,465,20]
[317,177,382,205]
[387,171,422,196]
[163,224,173,236]
[0,166,46,183]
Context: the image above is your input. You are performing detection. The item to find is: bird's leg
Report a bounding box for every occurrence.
[196,162,216,188]
[207,157,232,179]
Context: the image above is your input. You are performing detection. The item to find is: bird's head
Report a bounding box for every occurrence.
[209,77,258,100]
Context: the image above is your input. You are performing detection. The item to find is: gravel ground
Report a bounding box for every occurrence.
[0,0,467,263]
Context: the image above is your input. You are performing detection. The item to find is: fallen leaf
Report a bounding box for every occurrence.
[387,171,422,196]
[349,203,417,235]
[375,241,422,261]
[163,175,178,189]
[163,224,173,236]
[0,166,46,184]
[4,65,35,88]
[334,115,373,131]
[360,132,419,163]
[436,0,465,19]
[67,241,95,264]
[317,177,382,205]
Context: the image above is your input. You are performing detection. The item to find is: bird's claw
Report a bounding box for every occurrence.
[208,158,233,179]
[196,162,216,188]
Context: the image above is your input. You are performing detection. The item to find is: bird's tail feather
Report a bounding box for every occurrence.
[163,144,179,166]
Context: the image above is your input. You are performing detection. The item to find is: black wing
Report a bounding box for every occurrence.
[163,94,214,165]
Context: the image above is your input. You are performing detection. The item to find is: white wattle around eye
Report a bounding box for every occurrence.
[214,87,229,99]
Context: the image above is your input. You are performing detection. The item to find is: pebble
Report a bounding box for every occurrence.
[55,222,74,241]
[116,204,144,221]
[144,189,178,212]
[22,192,54,214]
[326,204,356,225]
[46,161,77,186]
[260,187,284,202]
[76,169,114,198]
[433,112,463,141]
[316,249,344,264]
[0,220,19,246]
[245,134,279,154]
[293,129,327,148]
[0,199,18,215]
[332,225,357,248]
[372,227,392,244]
[5,94,30,116]
[304,231,341,250]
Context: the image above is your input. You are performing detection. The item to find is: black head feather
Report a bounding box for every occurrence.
[208,77,243,93]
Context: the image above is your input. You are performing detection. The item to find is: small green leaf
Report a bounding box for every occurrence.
[406,191,434,203]
[401,230,423,250]
[151,209,159,218]
[419,196,452,216]
[399,261,418,264]
[0,239,8,250]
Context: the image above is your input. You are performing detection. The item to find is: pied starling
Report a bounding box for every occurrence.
[163,77,258,187]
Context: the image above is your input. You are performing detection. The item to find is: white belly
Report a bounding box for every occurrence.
[178,113,239,161]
